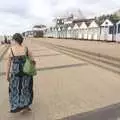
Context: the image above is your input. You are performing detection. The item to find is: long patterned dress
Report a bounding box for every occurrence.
[9,55,33,112]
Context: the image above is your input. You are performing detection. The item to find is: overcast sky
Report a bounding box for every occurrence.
[0,0,120,35]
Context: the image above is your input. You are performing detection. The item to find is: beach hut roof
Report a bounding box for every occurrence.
[62,24,68,30]
[101,19,113,26]
[85,21,91,27]
[73,18,94,27]
[73,18,95,23]
[57,27,61,31]
[88,20,99,28]
[79,22,88,29]
[67,24,73,30]
[77,22,82,27]
[70,23,74,28]
[73,23,79,29]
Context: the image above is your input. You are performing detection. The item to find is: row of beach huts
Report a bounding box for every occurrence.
[44,18,120,42]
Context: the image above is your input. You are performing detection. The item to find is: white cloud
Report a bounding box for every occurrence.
[29,0,52,18]
[0,0,120,35]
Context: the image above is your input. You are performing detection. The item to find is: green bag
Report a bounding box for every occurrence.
[23,47,37,76]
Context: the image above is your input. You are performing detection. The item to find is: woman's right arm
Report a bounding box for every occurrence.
[5,48,12,82]
[6,57,11,82]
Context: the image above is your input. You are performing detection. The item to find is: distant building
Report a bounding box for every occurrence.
[23,25,47,38]
[32,25,47,37]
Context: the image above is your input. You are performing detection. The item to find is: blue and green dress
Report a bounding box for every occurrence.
[9,55,33,112]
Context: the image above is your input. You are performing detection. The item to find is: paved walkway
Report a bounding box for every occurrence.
[37,38,120,59]
[0,39,120,120]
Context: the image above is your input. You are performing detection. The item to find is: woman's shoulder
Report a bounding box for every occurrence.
[8,46,14,52]
[10,45,18,49]
[10,45,27,49]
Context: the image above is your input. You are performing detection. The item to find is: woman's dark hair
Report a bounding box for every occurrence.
[12,33,23,45]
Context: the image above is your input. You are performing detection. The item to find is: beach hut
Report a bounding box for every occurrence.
[57,27,61,38]
[51,27,54,37]
[70,24,74,39]
[100,19,115,41]
[62,24,69,39]
[52,27,56,38]
[63,25,68,39]
[76,22,82,39]
[61,26,66,39]
[79,22,88,39]
[73,23,79,39]
[60,27,64,39]
[88,20,100,40]
[67,24,73,39]
[49,27,53,38]
[59,27,63,38]
[54,27,58,38]
[47,28,51,37]
[43,29,48,37]
[116,20,120,42]
[52,27,55,38]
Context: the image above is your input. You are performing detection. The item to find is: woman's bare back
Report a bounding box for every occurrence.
[8,45,27,57]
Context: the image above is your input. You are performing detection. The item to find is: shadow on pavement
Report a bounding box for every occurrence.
[0,63,88,76]
[2,54,61,60]
[57,103,120,120]
[37,63,88,71]
[36,54,61,57]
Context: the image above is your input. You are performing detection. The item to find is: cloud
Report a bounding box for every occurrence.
[79,0,101,4]
[0,7,27,17]
[29,0,120,19]
[0,12,47,35]
[0,0,120,35]
[0,0,29,17]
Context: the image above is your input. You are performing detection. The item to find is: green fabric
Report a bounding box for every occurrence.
[23,47,37,76]
[23,56,37,76]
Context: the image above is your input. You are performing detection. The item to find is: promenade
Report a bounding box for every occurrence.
[0,38,120,120]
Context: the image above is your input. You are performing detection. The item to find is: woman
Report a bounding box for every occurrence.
[6,33,35,113]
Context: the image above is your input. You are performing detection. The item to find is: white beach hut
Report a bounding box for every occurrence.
[57,27,61,38]
[63,25,68,39]
[53,27,57,38]
[61,27,64,38]
[67,24,73,39]
[51,27,55,38]
[88,20,100,40]
[100,19,114,41]
[73,23,79,39]
[79,22,88,39]
[48,28,51,37]
[59,27,63,38]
